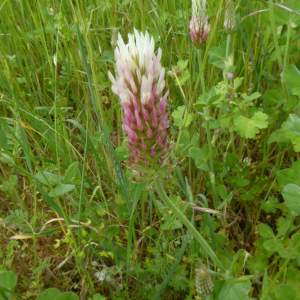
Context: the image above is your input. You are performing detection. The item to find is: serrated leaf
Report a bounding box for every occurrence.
[260,196,279,213]
[234,112,268,138]
[172,105,193,127]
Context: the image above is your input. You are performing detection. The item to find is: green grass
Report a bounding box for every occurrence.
[1,0,300,299]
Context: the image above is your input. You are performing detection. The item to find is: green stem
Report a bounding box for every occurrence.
[156,182,226,273]
[283,22,291,67]
[225,33,231,60]
[269,0,290,102]
[269,1,282,69]
[204,107,218,208]
[197,49,218,208]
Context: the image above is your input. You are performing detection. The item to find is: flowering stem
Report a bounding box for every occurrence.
[225,33,231,60]
[156,182,226,273]
[197,49,218,208]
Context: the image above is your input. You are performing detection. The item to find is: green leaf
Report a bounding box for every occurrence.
[236,178,249,187]
[0,153,14,166]
[263,238,285,252]
[234,275,254,283]
[283,65,300,89]
[35,171,61,186]
[88,294,107,300]
[262,269,269,297]
[180,131,190,145]
[103,226,119,238]
[218,279,251,300]
[115,145,127,162]
[36,288,61,300]
[0,271,17,292]
[208,41,233,69]
[1,181,11,192]
[277,160,300,186]
[176,71,190,86]
[282,184,300,215]
[241,91,261,102]
[96,50,114,63]
[259,223,275,239]
[172,105,193,127]
[284,114,300,137]
[259,196,279,214]
[48,184,75,197]
[275,284,297,300]
[262,6,289,26]
[63,162,78,184]
[234,111,269,138]
[0,126,8,149]
[292,87,300,96]
[268,130,289,147]
[216,185,228,200]
[9,175,18,186]
[54,292,79,300]
[201,145,218,160]
[189,147,208,171]
[283,129,300,152]
[161,219,182,230]
[116,203,129,223]
[264,90,280,105]
[246,255,268,274]
[234,77,244,90]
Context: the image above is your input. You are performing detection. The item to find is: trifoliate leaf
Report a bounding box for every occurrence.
[172,105,193,127]
[259,196,279,214]
[234,111,268,138]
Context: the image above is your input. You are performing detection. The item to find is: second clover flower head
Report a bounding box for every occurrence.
[108,29,177,187]
[190,0,210,46]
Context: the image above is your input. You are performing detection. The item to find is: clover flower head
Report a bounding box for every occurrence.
[224,0,236,32]
[190,0,210,46]
[108,30,179,186]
